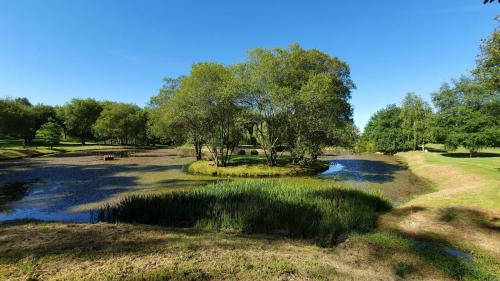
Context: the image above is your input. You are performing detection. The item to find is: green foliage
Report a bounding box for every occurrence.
[401,93,434,150]
[38,118,63,149]
[186,156,329,177]
[0,97,56,145]
[355,138,378,153]
[250,149,259,155]
[183,63,244,167]
[473,28,499,92]
[62,98,102,144]
[147,77,183,145]
[363,104,410,154]
[92,102,148,145]
[98,179,391,246]
[244,44,355,165]
[432,78,499,156]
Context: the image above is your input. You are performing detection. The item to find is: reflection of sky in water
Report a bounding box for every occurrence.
[0,208,93,223]
[0,180,97,223]
[320,162,344,175]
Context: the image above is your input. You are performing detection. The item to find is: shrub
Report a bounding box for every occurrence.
[97,180,391,246]
[250,149,258,155]
[238,149,246,155]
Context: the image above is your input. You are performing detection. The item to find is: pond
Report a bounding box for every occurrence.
[0,150,430,223]
[318,153,431,205]
[0,148,208,223]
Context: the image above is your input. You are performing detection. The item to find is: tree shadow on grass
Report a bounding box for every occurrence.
[365,227,496,281]
[441,152,500,158]
[438,206,500,232]
[0,220,204,262]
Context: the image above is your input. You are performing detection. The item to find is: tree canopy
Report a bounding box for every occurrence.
[62,98,102,144]
[432,78,499,156]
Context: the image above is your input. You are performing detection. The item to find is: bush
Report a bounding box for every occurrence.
[238,149,246,155]
[250,149,258,155]
[97,180,391,246]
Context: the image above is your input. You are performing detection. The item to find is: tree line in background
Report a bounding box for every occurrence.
[360,28,499,156]
[0,44,357,167]
[1,28,497,162]
[0,97,148,147]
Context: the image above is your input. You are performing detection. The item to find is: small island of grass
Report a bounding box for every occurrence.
[186,155,329,177]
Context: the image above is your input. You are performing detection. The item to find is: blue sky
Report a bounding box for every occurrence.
[0,1,498,130]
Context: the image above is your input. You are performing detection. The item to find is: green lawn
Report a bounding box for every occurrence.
[398,145,500,209]
[0,138,147,160]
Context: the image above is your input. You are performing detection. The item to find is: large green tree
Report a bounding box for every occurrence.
[62,98,102,144]
[184,63,243,167]
[432,78,500,156]
[473,28,499,92]
[400,93,434,151]
[244,44,354,165]
[93,102,148,145]
[147,77,184,145]
[159,63,243,166]
[363,104,410,154]
[38,118,63,149]
[0,97,55,145]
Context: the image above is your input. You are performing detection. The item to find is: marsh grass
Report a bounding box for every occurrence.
[98,179,391,246]
[186,155,329,177]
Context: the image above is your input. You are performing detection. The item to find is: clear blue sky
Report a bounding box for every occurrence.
[0,1,498,130]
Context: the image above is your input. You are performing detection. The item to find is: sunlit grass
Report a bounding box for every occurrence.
[186,155,329,177]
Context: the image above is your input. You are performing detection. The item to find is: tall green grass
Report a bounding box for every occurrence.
[97,180,391,246]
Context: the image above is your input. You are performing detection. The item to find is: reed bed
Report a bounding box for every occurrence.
[97,179,391,246]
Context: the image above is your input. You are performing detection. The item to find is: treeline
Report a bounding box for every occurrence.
[0,44,358,165]
[0,97,148,147]
[360,28,500,156]
[148,44,357,167]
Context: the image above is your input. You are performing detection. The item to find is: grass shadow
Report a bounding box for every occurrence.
[441,152,500,158]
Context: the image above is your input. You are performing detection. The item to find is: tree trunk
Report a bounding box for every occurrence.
[81,138,85,145]
[194,141,203,160]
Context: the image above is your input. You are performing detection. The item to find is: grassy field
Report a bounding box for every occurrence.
[186,155,329,177]
[0,137,139,160]
[378,146,500,278]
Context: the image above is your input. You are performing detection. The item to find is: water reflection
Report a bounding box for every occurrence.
[320,162,344,175]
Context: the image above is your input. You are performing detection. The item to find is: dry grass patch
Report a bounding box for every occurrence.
[0,221,452,281]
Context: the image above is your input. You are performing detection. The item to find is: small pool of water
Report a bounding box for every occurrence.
[320,162,345,175]
[317,154,431,205]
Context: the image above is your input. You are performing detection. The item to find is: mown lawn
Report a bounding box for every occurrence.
[0,137,153,160]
